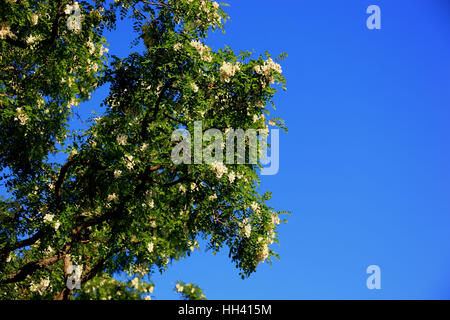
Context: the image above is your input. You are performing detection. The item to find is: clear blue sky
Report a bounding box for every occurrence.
[7,0,450,299]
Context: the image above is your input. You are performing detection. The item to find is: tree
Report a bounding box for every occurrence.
[0,0,287,300]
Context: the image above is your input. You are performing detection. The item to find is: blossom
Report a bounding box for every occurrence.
[188,240,197,252]
[31,13,39,26]
[219,61,240,83]
[114,170,122,178]
[251,202,260,214]
[14,108,28,125]
[140,143,149,152]
[173,43,183,51]
[43,214,54,223]
[147,242,154,253]
[256,243,270,265]
[107,193,118,202]
[176,284,183,292]
[26,35,39,44]
[131,277,139,290]
[253,57,282,86]
[30,277,50,295]
[124,154,135,170]
[210,161,228,178]
[190,40,212,62]
[271,212,281,225]
[228,171,236,183]
[66,3,82,33]
[67,16,82,33]
[100,45,109,56]
[0,22,12,40]
[179,185,186,193]
[239,219,251,238]
[116,134,127,146]
[191,82,199,93]
[209,194,217,201]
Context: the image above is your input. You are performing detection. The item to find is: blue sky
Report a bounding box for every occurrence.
[146,0,450,299]
[4,0,450,299]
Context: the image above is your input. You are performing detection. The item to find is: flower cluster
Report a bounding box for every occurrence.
[65,2,82,33]
[255,241,270,265]
[190,40,212,62]
[14,108,28,126]
[30,277,51,295]
[173,42,183,51]
[219,61,240,83]
[253,58,282,87]
[0,22,14,40]
[239,218,252,238]
[174,281,206,300]
[210,161,228,178]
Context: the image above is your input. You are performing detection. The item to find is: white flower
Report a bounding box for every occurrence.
[147,242,154,253]
[256,243,270,265]
[64,4,74,15]
[176,284,183,292]
[191,82,199,93]
[43,214,54,223]
[107,193,118,202]
[253,57,282,86]
[211,161,228,178]
[67,16,82,33]
[228,171,235,183]
[31,13,39,25]
[271,212,280,225]
[239,219,251,238]
[190,40,212,62]
[117,134,127,146]
[179,185,186,193]
[69,149,78,158]
[188,240,197,252]
[26,35,39,44]
[54,220,61,230]
[30,277,50,295]
[209,194,217,201]
[124,154,135,170]
[140,143,149,152]
[0,22,14,40]
[14,107,28,125]
[219,61,240,83]
[131,277,139,290]
[143,295,151,300]
[251,202,260,214]
[100,45,109,56]
[114,170,122,178]
[173,43,183,51]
